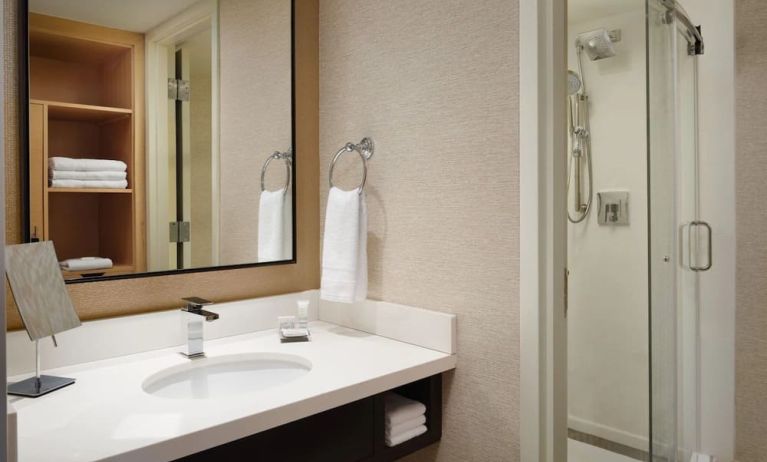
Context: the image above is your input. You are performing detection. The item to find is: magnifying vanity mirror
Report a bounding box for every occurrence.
[14,0,296,282]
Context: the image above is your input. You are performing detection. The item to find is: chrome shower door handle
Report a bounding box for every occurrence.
[688,220,712,272]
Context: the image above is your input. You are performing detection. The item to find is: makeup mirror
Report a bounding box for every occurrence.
[5,241,81,340]
[6,241,82,396]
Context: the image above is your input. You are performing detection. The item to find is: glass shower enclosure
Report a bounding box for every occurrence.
[565,0,708,460]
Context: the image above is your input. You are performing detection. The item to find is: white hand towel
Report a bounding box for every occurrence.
[320,187,367,303]
[383,392,427,427]
[385,414,427,438]
[59,257,113,271]
[258,188,292,262]
[49,170,127,181]
[385,425,427,447]
[49,179,128,189]
[49,157,127,172]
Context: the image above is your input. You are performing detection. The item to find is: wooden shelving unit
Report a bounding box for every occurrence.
[28,13,145,280]
[42,100,132,123]
[48,188,133,194]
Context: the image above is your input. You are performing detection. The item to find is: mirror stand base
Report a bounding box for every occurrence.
[8,375,76,398]
[8,339,76,398]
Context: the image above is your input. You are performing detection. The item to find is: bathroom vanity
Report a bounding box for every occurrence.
[5,1,459,460]
[7,294,456,461]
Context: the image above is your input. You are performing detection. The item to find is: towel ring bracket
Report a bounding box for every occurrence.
[260,148,293,192]
[328,138,374,195]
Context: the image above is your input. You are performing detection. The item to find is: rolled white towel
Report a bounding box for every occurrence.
[59,257,113,272]
[383,392,427,427]
[49,170,127,181]
[49,157,127,172]
[385,424,427,447]
[49,179,128,189]
[385,414,426,439]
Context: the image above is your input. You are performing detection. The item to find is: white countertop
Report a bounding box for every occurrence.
[10,321,456,462]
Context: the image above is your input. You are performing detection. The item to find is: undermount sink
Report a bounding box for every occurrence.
[142,353,312,399]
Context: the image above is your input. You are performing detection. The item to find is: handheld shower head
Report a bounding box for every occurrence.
[567,70,582,96]
[576,28,621,61]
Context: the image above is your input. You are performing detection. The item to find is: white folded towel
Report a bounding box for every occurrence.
[59,257,113,271]
[385,414,426,439]
[383,392,427,427]
[49,157,127,172]
[49,179,128,189]
[257,188,292,262]
[320,187,367,303]
[49,170,127,181]
[385,425,427,447]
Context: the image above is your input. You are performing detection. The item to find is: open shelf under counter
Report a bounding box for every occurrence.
[34,99,132,123]
[48,187,132,194]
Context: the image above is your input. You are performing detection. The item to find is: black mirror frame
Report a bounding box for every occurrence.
[16,0,298,284]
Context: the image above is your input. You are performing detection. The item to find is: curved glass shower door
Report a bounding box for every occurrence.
[648,1,705,461]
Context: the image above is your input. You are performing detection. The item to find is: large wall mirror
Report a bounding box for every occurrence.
[15,0,296,283]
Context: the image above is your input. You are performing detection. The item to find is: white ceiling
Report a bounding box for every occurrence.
[30,0,201,33]
[568,0,639,24]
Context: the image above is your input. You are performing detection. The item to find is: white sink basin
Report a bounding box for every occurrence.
[142,353,312,399]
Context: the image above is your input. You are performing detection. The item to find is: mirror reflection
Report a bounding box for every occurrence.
[24,0,294,280]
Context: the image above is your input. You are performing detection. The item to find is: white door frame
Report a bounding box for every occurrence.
[145,0,220,271]
[519,1,568,462]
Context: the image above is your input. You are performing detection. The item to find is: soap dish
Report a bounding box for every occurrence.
[279,327,311,343]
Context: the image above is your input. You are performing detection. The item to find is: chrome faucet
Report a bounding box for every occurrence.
[181,296,219,358]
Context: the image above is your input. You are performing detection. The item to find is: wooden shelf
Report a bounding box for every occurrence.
[62,264,135,279]
[30,28,130,65]
[48,188,132,194]
[33,100,132,123]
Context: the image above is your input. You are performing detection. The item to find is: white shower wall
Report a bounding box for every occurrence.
[566,1,650,449]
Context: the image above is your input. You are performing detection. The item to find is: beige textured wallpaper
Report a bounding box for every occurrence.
[219,0,293,265]
[735,1,767,460]
[319,1,520,460]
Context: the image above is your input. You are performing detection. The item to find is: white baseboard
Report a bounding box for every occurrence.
[568,415,648,451]
[691,453,716,462]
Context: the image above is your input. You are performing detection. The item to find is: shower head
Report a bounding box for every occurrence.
[567,70,582,95]
[576,28,621,61]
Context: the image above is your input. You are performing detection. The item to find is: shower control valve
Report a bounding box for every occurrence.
[597,191,629,226]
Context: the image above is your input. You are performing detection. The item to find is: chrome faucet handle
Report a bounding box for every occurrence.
[181,297,218,321]
[182,296,213,309]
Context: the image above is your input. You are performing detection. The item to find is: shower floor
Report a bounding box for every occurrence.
[568,438,639,462]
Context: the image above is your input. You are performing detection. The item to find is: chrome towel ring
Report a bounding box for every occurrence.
[261,148,293,192]
[328,137,374,194]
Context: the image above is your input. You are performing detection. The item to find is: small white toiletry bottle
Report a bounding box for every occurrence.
[297,300,309,330]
